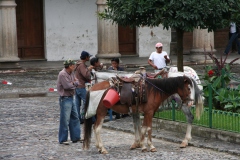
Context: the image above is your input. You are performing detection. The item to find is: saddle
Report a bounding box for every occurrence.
[110,75,147,107]
[135,67,168,79]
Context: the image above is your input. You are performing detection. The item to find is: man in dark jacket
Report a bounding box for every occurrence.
[74,51,93,123]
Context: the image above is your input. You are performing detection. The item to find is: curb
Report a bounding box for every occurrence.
[0,92,58,99]
[102,117,240,156]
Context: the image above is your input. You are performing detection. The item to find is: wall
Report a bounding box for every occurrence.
[44,0,171,61]
[138,25,171,57]
[44,0,98,61]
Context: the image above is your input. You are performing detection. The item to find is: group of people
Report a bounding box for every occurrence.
[56,51,127,145]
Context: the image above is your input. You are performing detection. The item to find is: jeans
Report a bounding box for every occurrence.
[75,87,96,123]
[224,32,240,54]
[58,96,80,143]
[75,88,86,122]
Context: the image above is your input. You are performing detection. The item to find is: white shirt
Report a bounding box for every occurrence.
[149,51,169,69]
[230,22,236,33]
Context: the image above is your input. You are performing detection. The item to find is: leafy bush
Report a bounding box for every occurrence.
[202,51,240,112]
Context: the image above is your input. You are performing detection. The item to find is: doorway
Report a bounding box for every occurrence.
[16,0,44,59]
[118,26,136,55]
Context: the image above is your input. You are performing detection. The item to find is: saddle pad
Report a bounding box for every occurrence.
[169,66,200,84]
[85,89,106,119]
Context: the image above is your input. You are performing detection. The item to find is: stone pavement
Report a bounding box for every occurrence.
[0,97,240,159]
[0,53,240,159]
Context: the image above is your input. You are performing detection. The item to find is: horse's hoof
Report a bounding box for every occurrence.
[101,151,108,154]
[141,148,148,152]
[180,142,188,148]
[150,148,157,152]
[99,149,108,154]
[130,144,141,150]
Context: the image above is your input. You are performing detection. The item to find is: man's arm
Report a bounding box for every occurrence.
[164,55,170,64]
[148,59,158,70]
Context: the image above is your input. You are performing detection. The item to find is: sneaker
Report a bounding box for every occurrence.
[61,141,69,145]
[72,139,84,143]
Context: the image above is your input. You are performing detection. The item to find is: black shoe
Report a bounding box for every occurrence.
[72,139,84,143]
[122,114,129,118]
[115,113,121,119]
[60,141,69,145]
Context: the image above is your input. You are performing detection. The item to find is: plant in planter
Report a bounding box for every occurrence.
[202,50,240,111]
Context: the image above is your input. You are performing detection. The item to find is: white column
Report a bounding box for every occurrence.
[96,0,120,59]
[190,27,216,62]
[0,0,19,62]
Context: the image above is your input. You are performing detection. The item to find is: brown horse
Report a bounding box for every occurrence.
[83,76,193,154]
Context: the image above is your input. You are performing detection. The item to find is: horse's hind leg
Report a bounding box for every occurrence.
[180,104,194,148]
[93,118,108,154]
[130,113,141,150]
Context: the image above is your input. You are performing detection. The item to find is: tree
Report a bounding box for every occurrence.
[99,0,240,71]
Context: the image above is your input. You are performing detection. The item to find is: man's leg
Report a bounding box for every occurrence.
[69,97,81,142]
[79,88,87,121]
[233,33,240,54]
[224,33,238,54]
[75,88,83,123]
[58,97,72,143]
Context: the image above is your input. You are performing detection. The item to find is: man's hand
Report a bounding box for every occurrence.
[88,65,94,70]
[153,65,158,70]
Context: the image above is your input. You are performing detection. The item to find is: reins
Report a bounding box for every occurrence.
[140,74,167,94]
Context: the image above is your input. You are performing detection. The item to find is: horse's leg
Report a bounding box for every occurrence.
[130,113,142,150]
[140,113,156,152]
[145,113,157,152]
[93,118,108,154]
[180,104,194,148]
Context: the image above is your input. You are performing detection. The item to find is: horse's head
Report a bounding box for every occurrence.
[177,76,192,103]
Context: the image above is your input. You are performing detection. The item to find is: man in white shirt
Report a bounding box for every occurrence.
[148,42,170,73]
[224,22,240,55]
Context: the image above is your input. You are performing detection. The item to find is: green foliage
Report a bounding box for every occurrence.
[100,0,240,32]
[99,0,240,71]
[202,51,240,112]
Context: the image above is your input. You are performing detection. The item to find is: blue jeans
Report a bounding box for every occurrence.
[224,32,240,54]
[59,96,80,143]
[75,88,86,122]
[75,87,96,123]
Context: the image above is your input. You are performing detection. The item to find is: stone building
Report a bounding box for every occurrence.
[0,0,229,65]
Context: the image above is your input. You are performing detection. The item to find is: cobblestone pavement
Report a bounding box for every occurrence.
[1,97,240,160]
[0,61,240,159]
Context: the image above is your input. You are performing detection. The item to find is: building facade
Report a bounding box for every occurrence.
[0,0,229,63]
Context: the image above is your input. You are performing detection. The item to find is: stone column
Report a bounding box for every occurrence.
[96,0,121,63]
[0,0,20,69]
[190,27,216,63]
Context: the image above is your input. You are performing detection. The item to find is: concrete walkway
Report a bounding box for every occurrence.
[0,51,239,72]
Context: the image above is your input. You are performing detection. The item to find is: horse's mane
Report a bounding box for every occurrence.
[146,76,192,96]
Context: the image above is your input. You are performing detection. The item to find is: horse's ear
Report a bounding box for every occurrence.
[183,76,192,86]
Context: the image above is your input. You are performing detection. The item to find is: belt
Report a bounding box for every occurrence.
[60,96,73,98]
[158,68,163,70]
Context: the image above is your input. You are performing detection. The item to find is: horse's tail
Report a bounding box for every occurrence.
[192,79,204,120]
[83,90,93,150]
